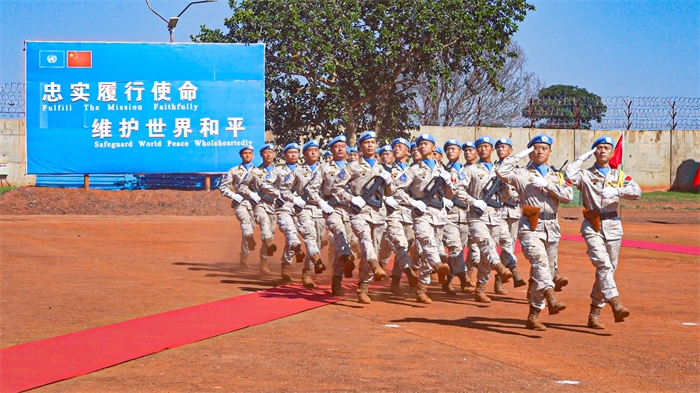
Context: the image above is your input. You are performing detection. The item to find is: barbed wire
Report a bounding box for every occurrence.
[1,81,699,129]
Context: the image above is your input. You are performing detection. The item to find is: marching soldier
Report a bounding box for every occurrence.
[237,143,281,275]
[347,146,359,162]
[496,134,572,331]
[452,136,514,304]
[410,142,422,164]
[379,144,395,169]
[331,131,392,304]
[282,140,328,289]
[494,138,528,294]
[219,145,261,271]
[392,133,453,304]
[461,141,481,287]
[306,135,357,296]
[565,136,639,329]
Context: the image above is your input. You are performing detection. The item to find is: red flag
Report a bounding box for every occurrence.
[609,133,623,169]
[693,163,700,187]
[67,51,92,68]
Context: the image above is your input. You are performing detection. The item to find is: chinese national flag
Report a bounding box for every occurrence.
[67,51,92,68]
[609,133,624,169]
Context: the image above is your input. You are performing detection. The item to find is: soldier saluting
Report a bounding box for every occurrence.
[565,136,640,329]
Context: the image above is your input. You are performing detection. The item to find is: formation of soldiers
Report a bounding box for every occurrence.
[220,132,641,331]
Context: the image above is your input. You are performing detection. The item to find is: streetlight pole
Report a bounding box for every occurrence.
[145,0,218,43]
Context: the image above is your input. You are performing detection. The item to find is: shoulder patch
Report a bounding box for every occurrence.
[399,173,407,182]
[284,174,291,182]
[338,171,346,179]
[458,173,466,180]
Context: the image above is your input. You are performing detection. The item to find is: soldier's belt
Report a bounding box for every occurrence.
[600,211,618,220]
[539,211,557,220]
[504,201,519,208]
[325,195,349,208]
[260,194,276,204]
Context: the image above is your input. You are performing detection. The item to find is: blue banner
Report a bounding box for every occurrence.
[26,42,265,174]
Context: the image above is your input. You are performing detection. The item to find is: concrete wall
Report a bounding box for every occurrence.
[3,119,698,191]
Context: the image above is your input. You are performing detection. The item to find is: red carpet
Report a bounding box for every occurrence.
[560,234,700,255]
[0,285,340,393]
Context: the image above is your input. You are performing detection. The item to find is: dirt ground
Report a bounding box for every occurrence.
[1,187,699,392]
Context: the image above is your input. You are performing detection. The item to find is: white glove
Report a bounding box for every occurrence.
[385,196,400,209]
[514,146,535,160]
[578,147,597,162]
[292,196,306,208]
[472,199,487,212]
[351,196,366,209]
[531,177,548,188]
[231,193,244,204]
[410,199,427,213]
[318,200,334,214]
[439,170,452,183]
[443,197,454,210]
[379,171,392,184]
[249,192,261,203]
[601,187,619,199]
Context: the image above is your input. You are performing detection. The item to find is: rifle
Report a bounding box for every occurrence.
[413,176,446,216]
[473,176,505,214]
[350,175,389,214]
[554,160,569,173]
[292,193,309,213]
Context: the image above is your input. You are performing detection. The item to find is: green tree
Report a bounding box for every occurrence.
[523,84,607,129]
[194,0,534,145]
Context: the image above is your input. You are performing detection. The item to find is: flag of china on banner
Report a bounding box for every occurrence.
[67,51,92,68]
[609,133,624,169]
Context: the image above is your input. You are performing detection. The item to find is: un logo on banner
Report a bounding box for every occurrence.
[47,55,57,64]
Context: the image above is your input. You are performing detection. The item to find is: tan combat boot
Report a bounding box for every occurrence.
[264,239,277,256]
[239,254,250,270]
[404,267,419,287]
[465,268,476,288]
[544,288,567,315]
[416,282,432,304]
[494,275,508,295]
[245,234,257,251]
[442,277,457,295]
[494,263,513,283]
[311,253,326,274]
[259,259,272,275]
[301,269,315,289]
[553,269,569,292]
[369,259,387,282]
[390,275,403,295]
[435,262,450,284]
[341,254,355,278]
[357,282,371,304]
[280,263,293,285]
[474,281,491,303]
[526,306,546,331]
[588,305,606,329]
[608,296,630,323]
[291,243,306,264]
[331,275,345,296]
[457,272,470,293]
[511,266,527,288]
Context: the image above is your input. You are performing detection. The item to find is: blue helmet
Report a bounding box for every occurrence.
[302,139,320,153]
[328,135,347,148]
[391,137,411,149]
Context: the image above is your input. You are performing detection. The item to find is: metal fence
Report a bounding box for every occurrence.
[2,81,699,130]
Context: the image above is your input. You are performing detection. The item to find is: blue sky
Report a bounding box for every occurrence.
[1,0,698,98]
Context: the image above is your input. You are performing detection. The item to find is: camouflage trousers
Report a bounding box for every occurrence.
[234,203,255,261]
[442,220,468,276]
[377,217,411,278]
[413,215,444,284]
[350,217,386,283]
[326,209,353,277]
[583,227,621,308]
[252,203,277,261]
[468,219,502,284]
[519,231,558,310]
[297,211,326,271]
[498,216,520,270]
[277,210,301,265]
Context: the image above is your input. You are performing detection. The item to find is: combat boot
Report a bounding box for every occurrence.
[280,263,293,284]
[311,253,326,274]
[301,269,315,289]
[494,275,508,295]
[416,282,432,304]
[264,239,277,256]
[331,275,345,296]
[544,288,566,315]
[494,263,513,283]
[442,276,457,295]
[435,262,450,284]
[511,266,527,288]
[357,282,371,304]
[291,243,306,264]
[526,306,546,331]
[259,259,272,275]
[369,259,387,282]
[239,254,250,270]
[465,268,476,288]
[403,266,419,287]
[245,234,257,251]
[390,275,403,295]
[608,296,630,323]
[474,281,491,303]
[587,305,605,329]
[341,254,355,278]
[553,269,568,292]
[457,272,470,293]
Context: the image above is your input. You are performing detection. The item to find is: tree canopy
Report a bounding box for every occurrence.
[523,84,607,129]
[193,0,534,145]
